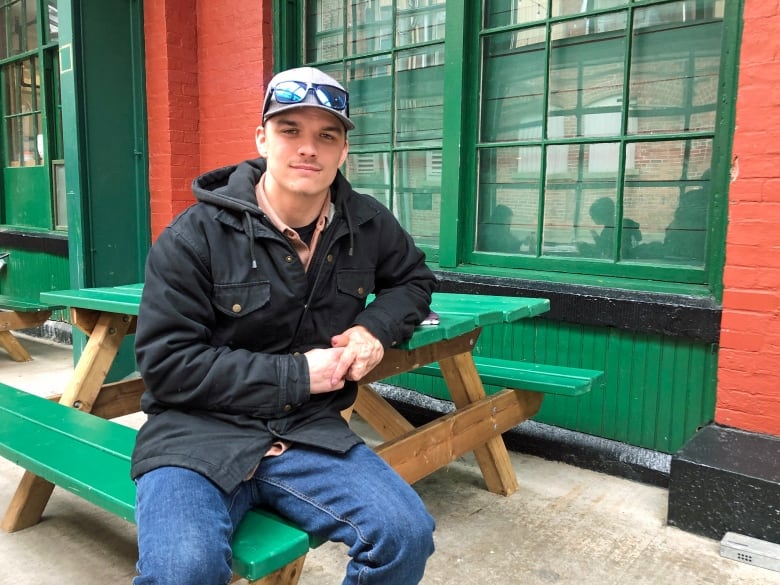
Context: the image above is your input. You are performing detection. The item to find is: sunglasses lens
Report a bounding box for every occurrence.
[314,85,348,110]
[273,81,309,104]
[270,81,348,114]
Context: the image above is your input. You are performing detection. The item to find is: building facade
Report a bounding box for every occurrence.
[0,0,776,541]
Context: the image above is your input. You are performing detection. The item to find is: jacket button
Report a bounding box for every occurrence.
[285,255,294,263]
[357,287,364,295]
[283,404,293,412]
[232,304,242,313]
[292,351,300,356]
[326,254,334,263]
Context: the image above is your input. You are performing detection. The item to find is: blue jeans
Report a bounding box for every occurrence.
[133,444,435,585]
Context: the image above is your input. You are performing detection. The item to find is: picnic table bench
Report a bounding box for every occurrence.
[0,285,604,583]
[0,295,61,362]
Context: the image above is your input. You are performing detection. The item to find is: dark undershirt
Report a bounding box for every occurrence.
[294,217,319,246]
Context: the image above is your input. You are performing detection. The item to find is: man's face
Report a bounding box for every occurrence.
[256,108,349,200]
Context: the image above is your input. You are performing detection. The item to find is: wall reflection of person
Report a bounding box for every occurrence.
[577,197,641,259]
[478,204,523,253]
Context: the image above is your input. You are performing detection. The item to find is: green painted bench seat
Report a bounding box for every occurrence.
[411,356,604,397]
[0,295,60,312]
[0,383,313,582]
[0,295,63,362]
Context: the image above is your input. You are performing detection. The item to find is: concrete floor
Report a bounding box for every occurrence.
[0,335,778,585]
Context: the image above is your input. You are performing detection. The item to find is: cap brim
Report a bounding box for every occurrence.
[263,102,355,131]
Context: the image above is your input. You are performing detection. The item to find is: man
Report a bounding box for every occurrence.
[131,66,437,585]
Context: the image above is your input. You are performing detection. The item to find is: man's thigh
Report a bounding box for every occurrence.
[251,443,434,546]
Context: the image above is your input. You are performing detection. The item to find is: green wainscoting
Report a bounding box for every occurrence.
[390,319,717,454]
[0,247,69,320]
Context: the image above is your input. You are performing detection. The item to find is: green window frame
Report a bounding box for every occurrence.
[0,0,64,230]
[276,0,739,297]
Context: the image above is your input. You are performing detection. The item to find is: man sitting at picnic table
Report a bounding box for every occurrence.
[130,66,438,585]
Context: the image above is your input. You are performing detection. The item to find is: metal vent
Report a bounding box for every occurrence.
[720,532,780,573]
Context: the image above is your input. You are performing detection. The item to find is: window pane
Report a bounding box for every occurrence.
[345,151,391,209]
[629,0,723,135]
[46,0,57,43]
[394,150,440,246]
[552,0,627,18]
[306,0,344,62]
[481,27,546,143]
[476,147,539,255]
[4,56,41,166]
[395,45,444,147]
[549,15,627,139]
[53,160,67,228]
[484,0,548,28]
[347,0,392,54]
[543,144,620,258]
[0,0,39,58]
[396,0,445,48]
[623,139,711,265]
[347,55,392,148]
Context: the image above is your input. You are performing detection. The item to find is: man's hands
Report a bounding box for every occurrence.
[304,325,384,394]
[330,325,384,384]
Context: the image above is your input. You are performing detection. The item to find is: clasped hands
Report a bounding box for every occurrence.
[305,325,384,394]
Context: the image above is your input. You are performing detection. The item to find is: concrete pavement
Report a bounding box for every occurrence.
[0,334,778,585]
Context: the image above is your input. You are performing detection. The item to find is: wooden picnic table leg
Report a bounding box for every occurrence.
[0,330,32,361]
[1,311,133,533]
[438,352,521,496]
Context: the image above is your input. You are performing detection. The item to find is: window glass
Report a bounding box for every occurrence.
[630,1,723,135]
[306,0,344,62]
[45,0,56,43]
[476,146,540,255]
[485,0,548,28]
[396,0,445,47]
[298,0,729,287]
[395,44,444,147]
[394,149,441,246]
[3,56,41,166]
[481,27,546,144]
[0,0,64,230]
[347,0,392,54]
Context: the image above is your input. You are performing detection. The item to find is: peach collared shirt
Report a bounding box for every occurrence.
[255,176,331,272]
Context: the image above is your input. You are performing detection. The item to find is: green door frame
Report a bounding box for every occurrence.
[57,0,149,379]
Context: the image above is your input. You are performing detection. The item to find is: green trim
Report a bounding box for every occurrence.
[438,0,466,268]
[707,0,744,303]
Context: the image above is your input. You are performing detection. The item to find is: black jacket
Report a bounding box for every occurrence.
[130,158,436,492]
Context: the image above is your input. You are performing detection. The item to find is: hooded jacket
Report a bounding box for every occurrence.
[130,158,436,493]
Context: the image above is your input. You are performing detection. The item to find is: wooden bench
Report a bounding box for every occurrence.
[0,296,59,362]
[0,382,316,584]
[410,355,604,398]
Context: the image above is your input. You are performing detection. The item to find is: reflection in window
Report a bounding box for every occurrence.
[3,57,42,166]
[477,0,723,268]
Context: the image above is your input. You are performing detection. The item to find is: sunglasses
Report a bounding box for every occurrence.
[265,80,350,115]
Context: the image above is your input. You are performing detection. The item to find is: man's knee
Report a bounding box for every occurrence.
[135,537,233,585]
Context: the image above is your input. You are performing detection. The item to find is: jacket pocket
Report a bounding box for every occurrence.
[336,269,374,300]
[212,281,271,317]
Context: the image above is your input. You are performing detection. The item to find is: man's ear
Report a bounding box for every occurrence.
[339,139,349,167]
[255,125,267,157]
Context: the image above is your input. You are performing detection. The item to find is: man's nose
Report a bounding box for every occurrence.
[297,135,317,156]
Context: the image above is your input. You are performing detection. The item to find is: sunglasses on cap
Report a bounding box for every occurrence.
[266,80,349,114]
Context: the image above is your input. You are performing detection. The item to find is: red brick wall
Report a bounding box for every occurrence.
[144,0,273,240]
[718,0,780,436]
